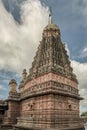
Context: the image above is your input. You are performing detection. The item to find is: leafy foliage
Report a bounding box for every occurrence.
[81,111,87,116]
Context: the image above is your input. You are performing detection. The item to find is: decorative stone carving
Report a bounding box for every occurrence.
[9,79,17,93]
[22,69,27,81]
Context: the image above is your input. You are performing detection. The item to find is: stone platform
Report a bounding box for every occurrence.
[0,124,84,130]
[14,124,84,130]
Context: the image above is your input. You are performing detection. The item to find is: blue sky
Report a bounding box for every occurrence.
[0,0,87,113]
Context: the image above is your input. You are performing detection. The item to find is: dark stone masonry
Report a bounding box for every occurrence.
[0,15,84,130]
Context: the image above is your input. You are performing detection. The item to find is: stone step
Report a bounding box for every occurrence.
[0,124,13,130]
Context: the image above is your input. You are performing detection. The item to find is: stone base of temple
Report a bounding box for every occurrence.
[14,125,84,130]
[0,124,13,130]
[13,117,84,130]
[3,117,17,125]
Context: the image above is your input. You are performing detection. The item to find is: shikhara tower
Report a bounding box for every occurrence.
[4,14,83,130]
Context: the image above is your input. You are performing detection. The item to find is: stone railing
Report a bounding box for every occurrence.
[20,81,81,100]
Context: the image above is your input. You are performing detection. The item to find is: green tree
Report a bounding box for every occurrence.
[81,111,87,116]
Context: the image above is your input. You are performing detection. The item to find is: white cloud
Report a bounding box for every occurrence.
[0,85,7,91]
[64,43,70,57]
[79,47,87,58]
[0,0,49,73]
[71,60,87,113]
[83,48,87,52]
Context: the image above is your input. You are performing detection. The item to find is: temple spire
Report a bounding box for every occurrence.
[49,7,53,24]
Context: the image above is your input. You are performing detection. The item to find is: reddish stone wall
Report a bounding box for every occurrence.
[20,95,52,118]
[20,94,79,123]
[7,101,20,118]
[24,73,78,90]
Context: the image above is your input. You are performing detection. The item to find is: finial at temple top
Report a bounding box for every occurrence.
[49,7,53,24]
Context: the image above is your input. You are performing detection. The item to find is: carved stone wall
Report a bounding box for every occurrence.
[15,93,80,128]
[7,101,20,118]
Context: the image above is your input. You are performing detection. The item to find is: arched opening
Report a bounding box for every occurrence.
[69,104,71,110]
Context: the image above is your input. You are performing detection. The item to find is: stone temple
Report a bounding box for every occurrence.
[2,15,84,130]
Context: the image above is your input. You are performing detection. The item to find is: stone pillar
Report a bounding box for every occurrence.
[18,69,27,93]
[9,79,17,93]
[4,79,20,125]
[22,69,27,82]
